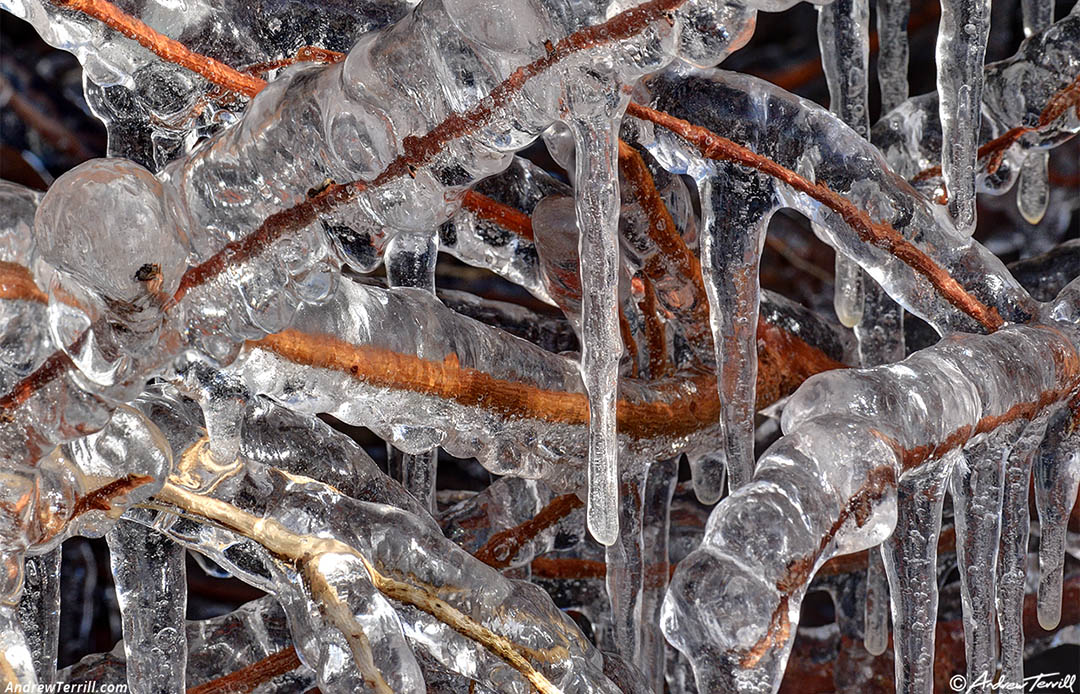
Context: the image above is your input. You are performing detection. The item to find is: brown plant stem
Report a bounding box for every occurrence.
[474,494,584,569]
[461,190,535,241]
[49,0,267,97]
[0,261,48,304]
[626,101,1005,332]
[186,647,302,694]
[247,315,845,443]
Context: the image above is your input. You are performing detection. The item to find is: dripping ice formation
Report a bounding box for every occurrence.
[0,0,1078,690]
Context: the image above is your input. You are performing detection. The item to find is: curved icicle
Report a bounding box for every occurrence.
[1033,402,1080,630]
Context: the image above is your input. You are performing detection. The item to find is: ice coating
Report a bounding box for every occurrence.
[2,0,1079,688]
[14,0,766,543]
[4,0,418,169]
[639,68,1041,335]
[663,322,1080,692]
[229,276,725,487]
[873,9,1080,189]
[0,605,38,690]
[632,62,1049,502]
[59,596,314,691]
[128,386,625,693]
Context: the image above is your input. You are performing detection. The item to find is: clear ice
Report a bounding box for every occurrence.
[0,0,1078,691]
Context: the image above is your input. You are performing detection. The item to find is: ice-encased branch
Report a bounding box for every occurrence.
[662,314,1080,693]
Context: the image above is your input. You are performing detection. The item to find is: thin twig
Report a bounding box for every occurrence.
[154,477,562,694]
[626,101,1005,332]
[50,0,267,97]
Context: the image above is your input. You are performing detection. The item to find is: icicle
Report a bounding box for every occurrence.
[106,519,188,694]
[175,361,246,486]
[1021,0,1054,37]
[1018,152,1051,225]
[640,458,677,694]
[855,273,904,658]
[834,258,865,328]
[385,231,439,293]
[864,548,889,655]
[935,0,992,235]
[1033,404,1080,630]
[697,166,778,495]
[876,0,911,113]
[996,414,1048,686]
[949,424,1021,684]
[818,0,871,139]
[385,230,441,513]
[0,605,38,690]
[882,455,953,694]
[686,451,727,507]
[386,446,438,515]
[605,462,647,674]
[1014,0,1054,224]
[569,114,623,547]
[17,549,60,685]
[819,0,870,330]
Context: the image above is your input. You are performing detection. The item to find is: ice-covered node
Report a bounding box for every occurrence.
[34,158,189,307]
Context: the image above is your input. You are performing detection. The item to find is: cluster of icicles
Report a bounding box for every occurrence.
[0,0,1078,689]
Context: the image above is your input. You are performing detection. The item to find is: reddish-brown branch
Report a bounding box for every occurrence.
[912,72,1080,185]
[50,0,267,97]
[186,646,302,694]
[240,47,347,76]
[65,473,155,537]
[626,101,1005,332]
[0,261,48,304]
[637,277,669,377]
[617,141,713,347]
[741,465,898,668]
[248,314,844,443]
[461,190,535,241]
[474,494,584,569]
[531,556,607,580]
